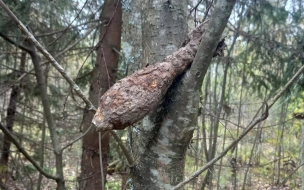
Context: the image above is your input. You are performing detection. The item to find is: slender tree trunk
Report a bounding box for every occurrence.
[217,12,240,187]
[234,61,245,190]
[37,63,50,190]
[0,15,65,189]
[79,1,122,189]
[201,62,219,190]
[0,41,26,181]
[242,121,263,190]
[202,71,211,161]
[217,118,228,190]
[36,117,46,190]
[202,59,230,190]
[275,102,288,185]
[29,40,66,190]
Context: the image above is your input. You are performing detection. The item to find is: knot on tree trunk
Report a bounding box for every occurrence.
[92,20,226,131]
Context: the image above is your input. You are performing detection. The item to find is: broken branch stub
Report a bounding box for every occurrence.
[92,21,210,131]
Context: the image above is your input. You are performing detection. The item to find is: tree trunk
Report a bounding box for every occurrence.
[0,40,26,181]
[79,0,122,189]
[122,0,142,75]
[131,0,189,188]
[37,63,50,190]
[121,0,142,188]
[29,40,66,190]
[128,0,235,189]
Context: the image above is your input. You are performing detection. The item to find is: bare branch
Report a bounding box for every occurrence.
[48,0,89,46]
[0,122,59,180]
[268,64,304,109]
[279,163,304,187]
[15,23,100,84]
[173,31,304,189]
[61,124,94,152]
[109,130,135,166]
[172,103,269,189]
[99,132,105,190]
[0,0,96,112]
[0,31,32,52]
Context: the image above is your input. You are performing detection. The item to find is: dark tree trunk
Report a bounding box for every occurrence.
[0,41,26,180]
[79,0,122,189]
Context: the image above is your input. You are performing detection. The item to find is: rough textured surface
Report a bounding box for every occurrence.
[80,0,122,189]
[92,21,209,131]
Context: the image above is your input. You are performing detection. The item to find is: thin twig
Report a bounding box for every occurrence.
[112,47,123,57]
[15,24,100,87]
[59,23,101,110]
[189,0,203,14]
[0,5,138,189]
[268,64,304,109]
[278,163,303,188]
[101,46,111,88]
[48,0,89,46]
[109,131,135,166]
[202,0,214,22]
[61,124,94,152]
[99,132,105,190]
[34,20,99,37]
[172,103,269,190]
[173,53,304,189]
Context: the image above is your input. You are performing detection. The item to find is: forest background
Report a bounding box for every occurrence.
[0,0,304,189]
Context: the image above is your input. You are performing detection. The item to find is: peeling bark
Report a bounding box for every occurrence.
[92,21,210,130]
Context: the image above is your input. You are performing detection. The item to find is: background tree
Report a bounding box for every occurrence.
[79,0,122,189]
[0,0,101,189]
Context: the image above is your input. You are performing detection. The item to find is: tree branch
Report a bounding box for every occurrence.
[268,63,304,109]
[48,0,89,46]
[0,31,32,52]
[15,23,100,85]
[0,122,60,180]
[173,23,304,188]
[0,0,95,112]
[61,124,94,152]
[189,0,236,91]
[172,103,269,189]
[0,1,136,174]
[109,130,135,166]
